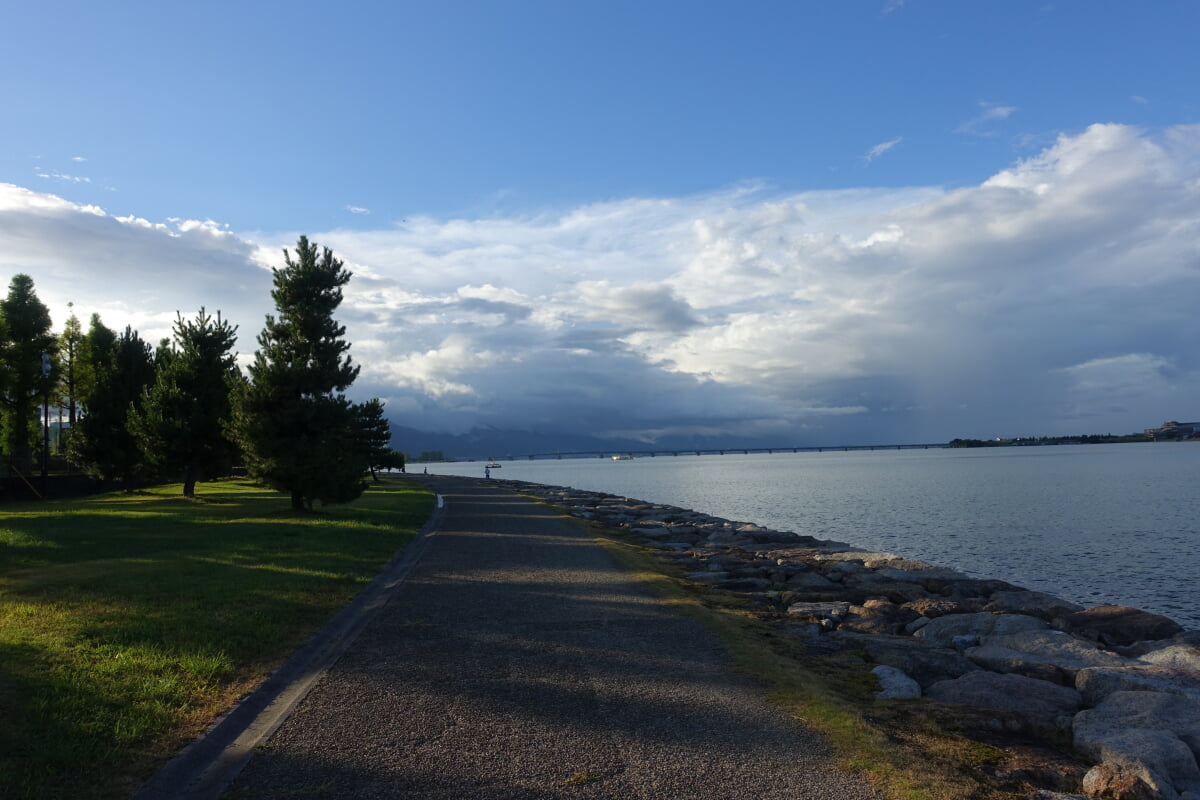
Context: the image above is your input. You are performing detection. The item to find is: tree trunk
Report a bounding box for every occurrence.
[183,466,196,498]
[291,488,306,511]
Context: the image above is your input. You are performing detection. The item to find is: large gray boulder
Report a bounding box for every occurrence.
[1143,645,1200,673]
[1080,730,1198,800]
[705,531,755,548]
[984,589,1085,621]
[743,529,809,545]
[1074,691,1200,800]
[1060,606,1186,647]
[926,671,1082,729]
[872,665,922,699]
[1077,665,1200,706]
[808,549,906,566]
[822,560,870,580]
[939,578,1024,601]
[841,571,932,603]
[913,612,1048,647]
[902,597,971,618]
[1082,761,1169,800]
[786,570,836,589]
[840,599,922,635]
[786,601,851,621]
[827,631,979,688]
[966,630,1131,681]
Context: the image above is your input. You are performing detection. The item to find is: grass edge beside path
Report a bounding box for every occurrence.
[0,477,436,800]
[521,493,1031,800]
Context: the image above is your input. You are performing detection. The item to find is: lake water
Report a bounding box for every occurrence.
[427,442,1200,630]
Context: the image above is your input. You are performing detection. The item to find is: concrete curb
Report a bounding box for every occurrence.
[133,488,447,800]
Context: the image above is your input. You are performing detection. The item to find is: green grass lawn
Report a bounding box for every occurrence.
[0,477,435,800]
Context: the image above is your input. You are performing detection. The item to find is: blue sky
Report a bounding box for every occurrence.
[2,1,1200,447]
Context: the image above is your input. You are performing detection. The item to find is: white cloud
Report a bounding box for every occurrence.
[37,170,91,184]
[0,183,269,346]
[863,137,902,164]
[71,156,87,162]
[456,283,530,306]
[372,334,498,399]
[1061,354,1171,395]
[346,205,370,214]
[5,122,1200,445]
[956,101,1018,135]
[1132,95,1148,105]
[1057,354,1180,421]
[575,281,700,333]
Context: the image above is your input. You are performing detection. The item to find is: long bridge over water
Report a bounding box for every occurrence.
[464,442,948,462]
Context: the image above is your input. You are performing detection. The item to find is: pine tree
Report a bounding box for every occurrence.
[78,313,117,414]
[233,236,368,510]
[357,397,403,480]
[68,326,156,487]
[0,274,56,470]
[57,307,84,430]
[130,309,239,497]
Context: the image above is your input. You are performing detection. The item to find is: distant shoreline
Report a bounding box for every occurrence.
[418,435,1196,464]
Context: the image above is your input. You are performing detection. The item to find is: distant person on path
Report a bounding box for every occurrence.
[485,467,491,479]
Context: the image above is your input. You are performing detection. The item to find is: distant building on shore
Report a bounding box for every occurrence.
[1143,420,1200,440]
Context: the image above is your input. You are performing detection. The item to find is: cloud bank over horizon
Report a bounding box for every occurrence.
[3,123,1199,446]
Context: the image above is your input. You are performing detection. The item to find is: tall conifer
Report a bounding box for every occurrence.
[130,309,239,497]
[78,313,117,413]
[57,308,84,429]
[357,397,402,481]
[0,274,55,469]
[233,236,367,510]
[69,326,156,487]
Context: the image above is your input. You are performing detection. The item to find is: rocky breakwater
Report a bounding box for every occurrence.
[497,478,1200,800]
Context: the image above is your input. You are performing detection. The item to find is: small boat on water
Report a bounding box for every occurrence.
[485,462,502,469]
[611,455,633,461]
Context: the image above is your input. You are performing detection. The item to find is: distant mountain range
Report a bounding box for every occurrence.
[388,425,804,460]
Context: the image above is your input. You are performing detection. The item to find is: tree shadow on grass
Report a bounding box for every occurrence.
[0,638,154,800]
[0,528,424,800]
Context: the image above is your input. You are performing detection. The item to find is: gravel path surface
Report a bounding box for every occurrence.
[225,476,883,799]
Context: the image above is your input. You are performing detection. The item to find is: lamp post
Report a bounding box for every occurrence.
[41,352,50,497]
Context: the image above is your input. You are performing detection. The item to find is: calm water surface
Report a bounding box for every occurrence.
[430,443,1199,629]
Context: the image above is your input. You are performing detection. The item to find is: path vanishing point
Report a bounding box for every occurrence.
[144,475,884,799]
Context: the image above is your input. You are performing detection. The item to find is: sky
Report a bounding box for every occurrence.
[2,1,1199,448]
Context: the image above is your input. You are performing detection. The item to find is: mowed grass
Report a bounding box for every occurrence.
[0,477,435,800]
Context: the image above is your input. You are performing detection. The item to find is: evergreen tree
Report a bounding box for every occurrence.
[0,274,56,470]
[233,236,367,510]
[130,309,239,497]
[78,313,117,414]
[68,326,156,486]
[57,306,84,430]
[357,397,403,480]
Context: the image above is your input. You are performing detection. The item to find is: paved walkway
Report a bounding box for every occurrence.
[225,476,882,799]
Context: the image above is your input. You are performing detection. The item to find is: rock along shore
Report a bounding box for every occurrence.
[493,477,1200,800]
